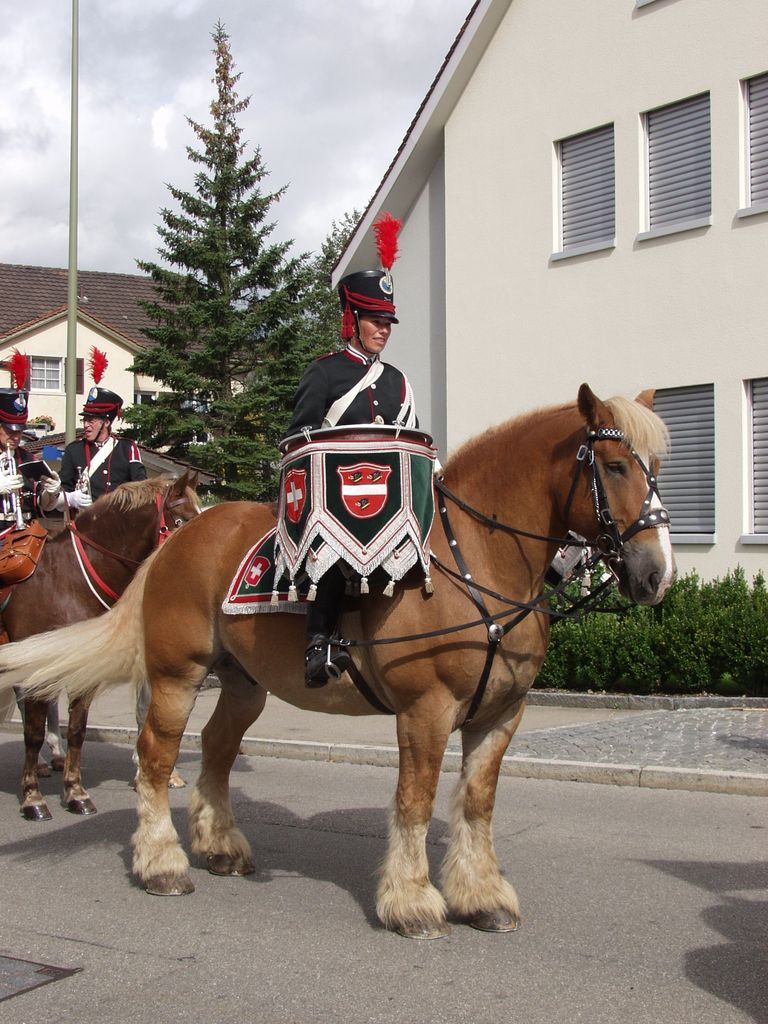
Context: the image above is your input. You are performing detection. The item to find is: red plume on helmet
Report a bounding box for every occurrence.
[89,346,108,385]
[338,212,403,340]
[9,349,30,391]
[373,211,402,271]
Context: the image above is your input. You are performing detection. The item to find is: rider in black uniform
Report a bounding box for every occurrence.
[287,258,417,687]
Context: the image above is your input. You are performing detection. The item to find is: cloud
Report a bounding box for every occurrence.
[0,0,471,273]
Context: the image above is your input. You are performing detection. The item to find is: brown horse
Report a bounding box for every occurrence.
[0,386,674,937]
[2,472,200,820]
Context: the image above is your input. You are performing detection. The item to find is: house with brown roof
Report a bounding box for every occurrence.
[0,262,163,433]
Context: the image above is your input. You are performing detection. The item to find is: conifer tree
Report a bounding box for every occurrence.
[303,210,361,353]
[128,23,318,501]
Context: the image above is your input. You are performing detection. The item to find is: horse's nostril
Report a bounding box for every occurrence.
[648,570,660,593]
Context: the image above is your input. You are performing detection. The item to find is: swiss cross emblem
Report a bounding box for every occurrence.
[284,468,307,524]
[337,462,392,519]
[244,556,270,588]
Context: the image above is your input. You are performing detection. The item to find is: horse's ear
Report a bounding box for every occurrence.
[577,383,611,429]
[187,470,199,492]
[635,388,655,410]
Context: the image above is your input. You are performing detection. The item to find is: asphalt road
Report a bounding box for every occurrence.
[0,733,766,1024]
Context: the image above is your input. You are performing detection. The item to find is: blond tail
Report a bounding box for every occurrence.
[0,552,155,703]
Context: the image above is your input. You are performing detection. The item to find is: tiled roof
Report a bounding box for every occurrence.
[0,263,161,347]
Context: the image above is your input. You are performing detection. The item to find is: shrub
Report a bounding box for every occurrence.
[536,568,768,696]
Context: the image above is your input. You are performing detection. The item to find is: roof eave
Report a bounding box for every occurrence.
[332,0,513,285]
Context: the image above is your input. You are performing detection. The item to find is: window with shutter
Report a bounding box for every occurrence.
[644,94,711,233]
[654,384,715,539]
[750,378,768,534]
[30,356,62,392]
[556,124,615,257]
[747,73,768,208]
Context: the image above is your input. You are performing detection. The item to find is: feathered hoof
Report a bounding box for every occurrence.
[145,873,195,896]
[21,801,52,822]
[467,907,520,932]
[168,771,186,789]
[51,755,66,772]
[206,853,255,877]
[63,796,97,816]
[36,760,52,778]
[395,920,451,940]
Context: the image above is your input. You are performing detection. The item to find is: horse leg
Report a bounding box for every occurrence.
[45,700,65,772]
[188,662,266,878]
[19,698,53,821]
[61,695,98,816]
[377,698,454,939]
[132,673,201,896]
[133,681,185,790]
[440,700,525,932]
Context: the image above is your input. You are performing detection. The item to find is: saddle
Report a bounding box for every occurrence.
[0,521,48,587]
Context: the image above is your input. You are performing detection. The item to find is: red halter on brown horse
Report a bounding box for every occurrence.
[2,472,200,820]
[0,386,674,937]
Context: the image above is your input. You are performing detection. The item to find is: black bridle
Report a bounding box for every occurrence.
[340,426,671,725]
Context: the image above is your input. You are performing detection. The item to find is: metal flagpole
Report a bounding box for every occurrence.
[65,0,79,443]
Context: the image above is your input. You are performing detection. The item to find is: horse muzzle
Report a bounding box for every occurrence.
[609,528,676,605]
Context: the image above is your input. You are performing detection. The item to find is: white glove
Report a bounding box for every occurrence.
[40,470,61,496]
[66,489,92,509]
[0,473,23,496]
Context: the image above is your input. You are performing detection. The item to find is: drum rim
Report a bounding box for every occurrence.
[280,424,434,454]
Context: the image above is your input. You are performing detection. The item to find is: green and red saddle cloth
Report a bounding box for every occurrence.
[222,429,437,615]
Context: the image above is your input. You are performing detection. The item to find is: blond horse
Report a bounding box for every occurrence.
[0,386,674,937]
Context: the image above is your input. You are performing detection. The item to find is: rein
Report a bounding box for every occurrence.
[339,426,670,725]
[68,491,175,610]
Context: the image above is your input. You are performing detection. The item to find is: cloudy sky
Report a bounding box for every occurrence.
[1,0,471,275]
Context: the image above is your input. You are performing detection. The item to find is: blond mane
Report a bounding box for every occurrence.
[444,393,668,475]
[95,474,178,513]
[604,395,669,458]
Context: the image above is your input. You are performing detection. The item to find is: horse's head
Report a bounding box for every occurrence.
[568,384,676,605]
[161,469,202,529]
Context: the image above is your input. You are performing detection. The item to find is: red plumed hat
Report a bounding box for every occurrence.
[338,211,402,340]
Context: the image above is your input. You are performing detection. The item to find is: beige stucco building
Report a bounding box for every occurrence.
[336,0,768,580]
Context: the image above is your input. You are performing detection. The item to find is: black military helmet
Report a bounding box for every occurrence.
[338,269,399,339]
[0,388,29,433]
[81,386,123,422]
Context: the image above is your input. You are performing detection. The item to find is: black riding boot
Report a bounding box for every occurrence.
[304,567,350,687]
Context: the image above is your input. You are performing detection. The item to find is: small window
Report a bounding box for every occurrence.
[654,384,715,539]
[30,356,62,392]
[750,378,768,534]
[643,94,711,234]
[556,124,615,256]
[746,73,768,208]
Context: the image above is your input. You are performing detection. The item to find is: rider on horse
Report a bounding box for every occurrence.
[42,348,147,513]
[285,213,420,688]
[0,351,65,770]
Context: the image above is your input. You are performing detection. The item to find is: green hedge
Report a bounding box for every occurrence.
[537,568,768,697]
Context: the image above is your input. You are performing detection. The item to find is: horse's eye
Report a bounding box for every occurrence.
[605,461,627,476]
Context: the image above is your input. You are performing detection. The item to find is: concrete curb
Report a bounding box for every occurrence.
[526,690,768,710]
[6,722,762,798]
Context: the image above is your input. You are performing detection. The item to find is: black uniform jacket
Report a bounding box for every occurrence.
[60,437,147,500]
[287,349,409,436]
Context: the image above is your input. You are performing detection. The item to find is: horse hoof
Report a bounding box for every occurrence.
[36,761,52,778]
[63,797,97,816]
[207,853,255,877]
[468,908,520,933]
[395,921,451,940]
[168,772,186,789]
[21,803,52,822]
[51,755,66,772]
[145,874,195,896]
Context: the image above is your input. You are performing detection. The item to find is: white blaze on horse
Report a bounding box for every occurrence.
[0,385,674,938]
